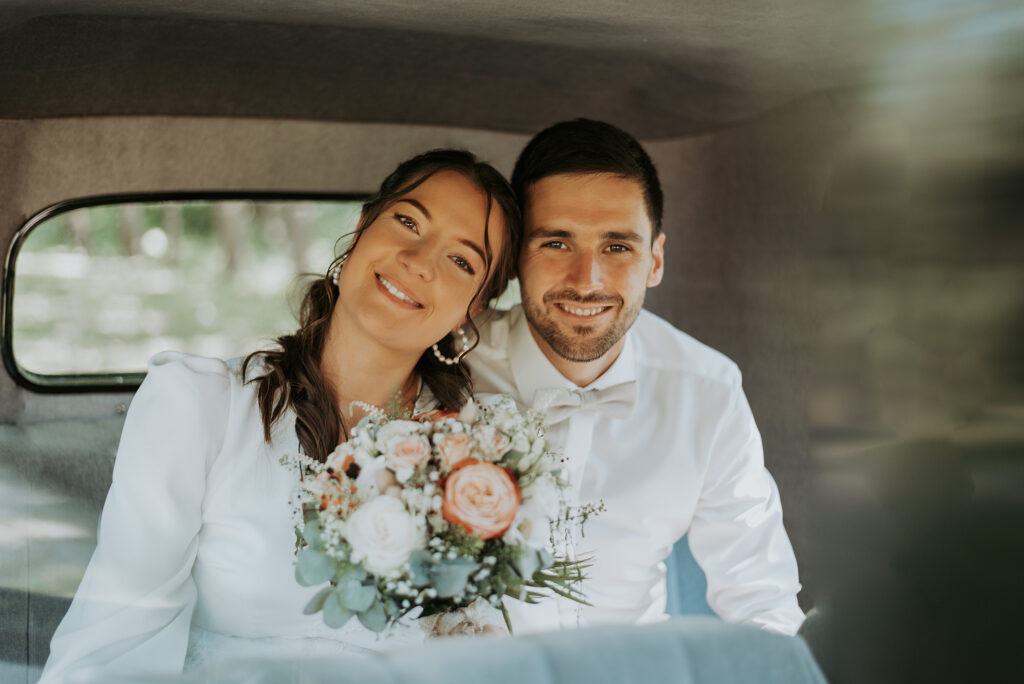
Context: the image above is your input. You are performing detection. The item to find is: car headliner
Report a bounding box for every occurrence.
[0,0,859,138]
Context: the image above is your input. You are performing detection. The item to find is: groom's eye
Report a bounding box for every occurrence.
[606,244,630,253]
[541,240,565,249]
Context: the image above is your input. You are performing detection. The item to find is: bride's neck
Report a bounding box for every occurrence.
[320,317,420,415]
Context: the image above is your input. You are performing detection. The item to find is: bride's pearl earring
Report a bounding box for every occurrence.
[432,327,470,366]
[327,254,348,287]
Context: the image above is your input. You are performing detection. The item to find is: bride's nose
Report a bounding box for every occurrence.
[397,242,436,281]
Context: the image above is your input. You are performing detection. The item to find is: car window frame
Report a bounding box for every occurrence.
[2,191,368,394]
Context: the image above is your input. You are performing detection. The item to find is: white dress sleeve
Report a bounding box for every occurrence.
[686,378,806,636]
[40,352,231,683]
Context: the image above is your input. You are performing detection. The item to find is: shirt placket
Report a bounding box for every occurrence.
[555,406,599,628]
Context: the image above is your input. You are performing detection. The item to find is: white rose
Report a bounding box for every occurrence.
[345,496,424,575]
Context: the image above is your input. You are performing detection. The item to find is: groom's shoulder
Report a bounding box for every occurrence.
[633,309,741,386]
[472,305,522,353]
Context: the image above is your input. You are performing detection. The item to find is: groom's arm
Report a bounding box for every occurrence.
[685,376,805,635]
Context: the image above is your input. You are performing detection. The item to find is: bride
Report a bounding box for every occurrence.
[40,150,522,682]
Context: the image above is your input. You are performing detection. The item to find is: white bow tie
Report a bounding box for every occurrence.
[532,381,637,425]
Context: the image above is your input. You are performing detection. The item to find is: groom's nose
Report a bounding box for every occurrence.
[564,252,604,293]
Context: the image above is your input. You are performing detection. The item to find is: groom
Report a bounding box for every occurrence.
[467,119,805,635]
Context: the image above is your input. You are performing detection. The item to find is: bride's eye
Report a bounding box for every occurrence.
[395,214,418,233]
[451,255,475,275]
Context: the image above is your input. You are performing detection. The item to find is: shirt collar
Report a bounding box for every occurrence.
[508,307,638,408]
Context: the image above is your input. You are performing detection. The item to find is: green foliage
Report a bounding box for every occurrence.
[303,586,332,615]
[302,520,323,549]
[340,578,376,612]
[356,599,388,632]
[322,590,354,628]
[295,548,335,586]
[408,550,480,598]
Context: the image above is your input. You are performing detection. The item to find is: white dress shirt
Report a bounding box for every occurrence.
[467,305,805,636]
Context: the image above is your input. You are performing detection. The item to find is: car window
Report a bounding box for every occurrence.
[6,196,363,389]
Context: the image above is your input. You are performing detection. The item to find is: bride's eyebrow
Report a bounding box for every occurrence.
[456,237,486,264]
[395,198,431,220]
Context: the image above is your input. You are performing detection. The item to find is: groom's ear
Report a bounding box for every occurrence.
[647,233,666,288]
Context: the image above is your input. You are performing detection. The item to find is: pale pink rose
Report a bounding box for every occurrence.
[442,460,521,540]
[473,425,512,461]
[385,436,431,474]
[434,432,473,469]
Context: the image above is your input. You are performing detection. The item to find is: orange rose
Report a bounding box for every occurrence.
[434,432,473,469]
[442,460,521,539]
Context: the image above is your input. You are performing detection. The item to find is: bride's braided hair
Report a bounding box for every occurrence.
[243,150,521,463]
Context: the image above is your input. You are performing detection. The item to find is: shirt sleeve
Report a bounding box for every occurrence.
[686,377,806,636]
[40,352,231,683]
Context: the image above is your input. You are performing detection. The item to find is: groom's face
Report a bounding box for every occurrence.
[518,172,665,365]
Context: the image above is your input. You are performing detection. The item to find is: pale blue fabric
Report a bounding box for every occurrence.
[665,534,716,617]
[152,617,827,684]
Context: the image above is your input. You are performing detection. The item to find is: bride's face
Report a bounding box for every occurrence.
[335,170,504,356]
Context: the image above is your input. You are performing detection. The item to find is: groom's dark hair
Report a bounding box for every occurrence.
[511,118,664,237]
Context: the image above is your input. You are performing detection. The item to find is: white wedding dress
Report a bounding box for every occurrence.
[40,352,432,683]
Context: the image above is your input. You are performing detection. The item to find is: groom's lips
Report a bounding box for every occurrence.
[552,301,615,321]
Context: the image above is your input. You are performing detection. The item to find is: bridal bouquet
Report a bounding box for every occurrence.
[285,395,595,634]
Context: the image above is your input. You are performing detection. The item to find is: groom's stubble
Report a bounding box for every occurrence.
[521,287,645,363]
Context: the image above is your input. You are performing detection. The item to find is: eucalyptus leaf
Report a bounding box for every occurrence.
[302,520,324,549]
[346,564,368,582]
[341,579,377,612]
[501,450,526,468]
[303,507,319,525]
[408,549,434,586]
[295,548,335,586]
[303,585,332,615]
[323,590,354,628]
[432,558,480,598]
[357,600,388,632]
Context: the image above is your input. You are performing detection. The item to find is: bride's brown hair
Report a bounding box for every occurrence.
[243,150,522,463]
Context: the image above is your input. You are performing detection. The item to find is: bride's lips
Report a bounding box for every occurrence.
[375,273,423,308]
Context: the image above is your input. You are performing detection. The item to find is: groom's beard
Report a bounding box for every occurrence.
[522,289,643,363]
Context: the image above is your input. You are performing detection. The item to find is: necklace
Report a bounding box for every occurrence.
[337,374,419,430]
[346,400,386,419]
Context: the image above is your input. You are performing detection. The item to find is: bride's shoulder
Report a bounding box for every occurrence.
[142,351,237,401]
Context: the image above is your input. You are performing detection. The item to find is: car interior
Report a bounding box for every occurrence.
[2,1,1022,683]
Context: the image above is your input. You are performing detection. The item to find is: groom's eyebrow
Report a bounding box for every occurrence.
[528,228,573,239]
[603,230,645,244]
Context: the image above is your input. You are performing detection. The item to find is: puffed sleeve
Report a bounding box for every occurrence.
[686,376,806,636]
[40,352,231,683]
